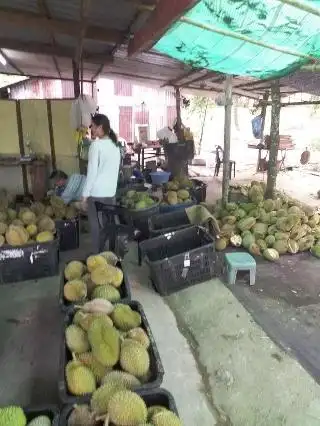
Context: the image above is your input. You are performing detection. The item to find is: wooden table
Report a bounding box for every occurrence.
[134,142,165,169]
[248,137,295,173]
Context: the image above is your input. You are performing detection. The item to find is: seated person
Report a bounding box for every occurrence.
[49,170,86,204]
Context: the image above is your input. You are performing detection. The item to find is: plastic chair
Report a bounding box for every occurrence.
[95,202,141,258]
[224,252,256,286]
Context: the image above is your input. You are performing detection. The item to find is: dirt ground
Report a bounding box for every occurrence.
[190,164,320,208]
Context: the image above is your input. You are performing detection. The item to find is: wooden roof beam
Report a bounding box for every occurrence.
[36,0,61,79]
[0,7,124,44]
[185,71,224,86]
[184,80,261,99]
[0,38,114,64]
[128,0,199,56]
[163,68,201,87]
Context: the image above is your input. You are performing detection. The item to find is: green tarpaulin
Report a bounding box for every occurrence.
[154,0,320,79]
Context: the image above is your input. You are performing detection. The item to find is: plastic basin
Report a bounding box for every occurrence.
[150,171,171,185]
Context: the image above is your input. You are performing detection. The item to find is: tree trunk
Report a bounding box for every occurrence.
[222,75,233,206]
[266,82,281,199]
[166,87,189,178]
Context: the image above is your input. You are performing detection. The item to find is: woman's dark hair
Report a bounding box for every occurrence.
[91,113,121,148]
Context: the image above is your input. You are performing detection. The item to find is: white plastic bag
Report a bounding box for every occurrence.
[156,126,178,143]
[70,95,97,130]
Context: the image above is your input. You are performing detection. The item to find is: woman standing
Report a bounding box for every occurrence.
[81,113,121,253]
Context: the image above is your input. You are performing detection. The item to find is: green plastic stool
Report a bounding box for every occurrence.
[225,252,256,286]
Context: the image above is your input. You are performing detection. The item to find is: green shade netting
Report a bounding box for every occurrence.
[154,0,320,79]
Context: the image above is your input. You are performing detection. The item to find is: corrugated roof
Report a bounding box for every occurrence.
[0,0,317,98]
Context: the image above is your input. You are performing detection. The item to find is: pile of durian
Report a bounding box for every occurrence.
[63,252,124,304]
[29,196,78,221]
[0,194,79,247]
[162,177,194,206]
[67,393,182,425]
[0,406,52,426]
[65,300,152,395]
[0,206,57,247]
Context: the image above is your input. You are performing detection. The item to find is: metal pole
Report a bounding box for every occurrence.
[266,81,281,199]
[222,75,232,206]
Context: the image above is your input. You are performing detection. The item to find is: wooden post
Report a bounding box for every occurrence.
[260,91,269,143]
[175,86,183,141]
[266,81,281,199]
[256,90,269,172]
[72,59,80,98]
[165,86,189,177]
[222,75,232,206]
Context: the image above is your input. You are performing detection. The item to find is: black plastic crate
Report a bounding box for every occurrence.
[24,405,60,425]
[139,226,217,295]
[59,388,179,424]
[0,238,59,284]
[159,198,196,214]
[55,216,80,252]
[148,209,192,237]
[191,178,207,203]
[123,196,160,239]
[58,301,164,405]
[59,260,131,312]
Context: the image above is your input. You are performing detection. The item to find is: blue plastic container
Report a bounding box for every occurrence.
[150,171,171,185]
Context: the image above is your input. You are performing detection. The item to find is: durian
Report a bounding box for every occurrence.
[120,340,150,378]
[88,317,120,367]
[91,284,120,302]
[147,406,168,420]
[0,406,26,426]
[77,352,108,383]
[75,299,114,315]
[64,280,87,302]
[36,231,54,242]
[73,311,113,331]
[67,404,95,426]
[26,415,51,426]
[108,390,148,425]
[111,304,142,331]
[91,264,123,288]
[101,370,141,389]
[127,327,150,349]
[65,357,96,395]
[152,410,182,426]
[91,382,126,415]
[99,251,118,265]
[64,261,85,280]
[86,254,108,272]
[65,324,90,353]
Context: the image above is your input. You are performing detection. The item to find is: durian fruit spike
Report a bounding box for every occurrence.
[75,298,114,314]
[107,390,148,425]
[152,410,182,426]
[127,327,150,349]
